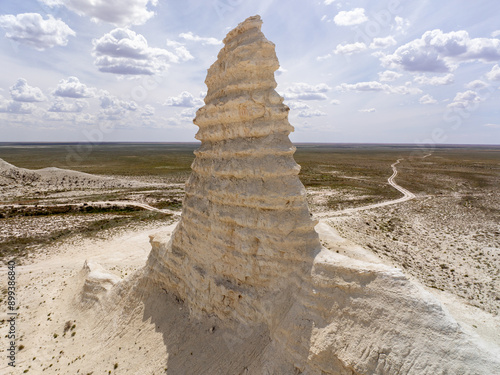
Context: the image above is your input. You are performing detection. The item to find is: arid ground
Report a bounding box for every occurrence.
[0,142,499,373]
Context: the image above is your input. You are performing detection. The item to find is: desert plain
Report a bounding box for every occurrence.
[0,142,499,374]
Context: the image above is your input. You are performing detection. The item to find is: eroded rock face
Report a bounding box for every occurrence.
[146,15,321,323]
[142,15,500,374]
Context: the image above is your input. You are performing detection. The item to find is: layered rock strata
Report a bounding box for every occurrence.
[146,15,321,323]
[142,15,500,374]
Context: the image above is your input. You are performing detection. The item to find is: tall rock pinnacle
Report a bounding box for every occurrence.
[146,15,320,323]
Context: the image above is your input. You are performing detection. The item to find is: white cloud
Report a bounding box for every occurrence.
[10,79,46,102]
[330,99,340,105]
[336,81,422,95]
[414,74,454,86]
[0,95,35,114]
[54,77,96,98]
[316,54,332,61]
[324,0,336,4]
[358,108,376,113]
[369,36,397,49]
[0,13,75,50]
[334,42,367,55]
[465,80,488,90]
[492,30,500,38]
[179,32,221,45]
[141,105,155,117]
[286,101,310,110]
[164,91,204,107]
[447,90,482,109]
[382,29,500,72]
[390,85,423,95]
[298,109,327,117]
[166,40,194,62]
[334,8,367,26]
[419,94,437,104]
[48,98,88,112]
[486,64,500,80]
[98,91,137,120]
[92,28,185,75]
[337,81,387,92]
[393,16,410,34]
[283,83,331,100]
[41,0,157,27]
[276,67,287,76]
[484,123,500,128]
[378,70,402,82]
[180,108,196,120]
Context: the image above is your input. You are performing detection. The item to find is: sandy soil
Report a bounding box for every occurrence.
[0,156,498,373]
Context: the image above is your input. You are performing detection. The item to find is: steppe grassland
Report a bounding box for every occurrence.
[0,143,499,313]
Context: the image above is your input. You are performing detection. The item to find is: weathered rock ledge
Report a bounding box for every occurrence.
[138,15,500,374]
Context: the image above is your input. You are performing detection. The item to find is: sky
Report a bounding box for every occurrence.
[0,0,499,145]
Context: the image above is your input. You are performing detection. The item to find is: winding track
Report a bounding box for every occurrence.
[315,158,416,218]
[3,159,416,220]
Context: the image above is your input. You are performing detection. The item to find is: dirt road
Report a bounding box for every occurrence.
[315,158,416,218]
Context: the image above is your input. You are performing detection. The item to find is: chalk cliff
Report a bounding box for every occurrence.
[145,15,321,324]
[140,15,500,374]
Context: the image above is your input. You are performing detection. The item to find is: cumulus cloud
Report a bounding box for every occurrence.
[92,28,186,75]
[330,99,340,105]
[179,32,221,45]
[164,91,204,107]
[465,80,488,90]
[369,36,397,49]
[283,83,331,100]
[298,109,327,117]
[141,104,155,117]
[378,70,402,82]
[414,74,454,86]
[486,64,500,80]
[492,30,500,38]
[419,94,437,104]
[276,67,288,76]
[10,79,46,102]
[41,0,157,26]
[286,101,310,110]
[334,8,367,26]
[382,29,500,72]
[447,90,482,109]
[324,0,336,4]
[337,81,386,92]
[0,13,75,50]
[334,42,367,55]
[166,40,194,61]
[98,91,137,120]
[358,108,376,113]
[316,53,332,61]
[48,98,88,112]
[392,16,410,34]
[180,108,196,120]
[54,77,96,98]
[0,96,35,114]
[336,81,421,95]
